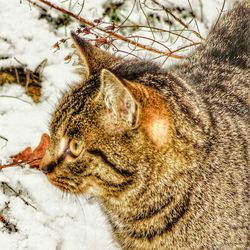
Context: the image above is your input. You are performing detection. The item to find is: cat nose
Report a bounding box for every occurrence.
[41,161,56,174]
[39,152,56,174]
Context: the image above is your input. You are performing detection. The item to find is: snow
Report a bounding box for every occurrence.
[0,0,238,249]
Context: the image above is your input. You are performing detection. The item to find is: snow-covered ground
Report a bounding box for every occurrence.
[0,0,238,249]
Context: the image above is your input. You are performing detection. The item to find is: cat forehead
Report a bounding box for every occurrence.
[50,83,99,136]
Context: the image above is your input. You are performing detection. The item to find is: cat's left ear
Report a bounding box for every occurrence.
[71,32,119,79]
[98,69,139,127]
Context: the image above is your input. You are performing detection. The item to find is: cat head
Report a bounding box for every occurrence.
[40,33,210,198]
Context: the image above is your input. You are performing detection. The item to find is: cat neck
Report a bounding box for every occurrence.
[99,151,197,246]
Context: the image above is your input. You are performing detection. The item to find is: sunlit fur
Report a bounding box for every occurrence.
[41,3,249,250]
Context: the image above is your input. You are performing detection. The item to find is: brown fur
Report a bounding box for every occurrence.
[41,2,249,249]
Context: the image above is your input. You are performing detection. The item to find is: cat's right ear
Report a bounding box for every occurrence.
[71,32,119,79]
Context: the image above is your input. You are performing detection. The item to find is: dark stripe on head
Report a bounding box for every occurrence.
[88,149,134,177]
[94,174,133,189]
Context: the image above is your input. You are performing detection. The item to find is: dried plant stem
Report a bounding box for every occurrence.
[152,0,188,28]
[0,162,22,169]
[1,182,37,210]
[138,0,156,40]
[116,0,137,32]
[0,95,31,104]
[187,0,200,35]
[168,42,201,54]
[213,0,226,29]
[34,0,199,59]
[0,158,42,169]
[25,0,47,12]
[119,25,196,43]
[152,0,204,40]
[0,135,8,142]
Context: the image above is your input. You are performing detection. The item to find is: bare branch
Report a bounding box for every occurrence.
[0,95,32,104]
[152,0,204,40]
[35,0,196,59]
[1,182,37,210]
[0,157,42,169]
[213,0,226,30]
[0,135,8,142]
[187,0,200,35]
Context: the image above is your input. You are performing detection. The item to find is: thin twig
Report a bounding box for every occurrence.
[0,95,31,104]
[138,0,156,40]
[15,68,20,84]
[0,157,42,169]
[76,0,85,17]
[0,135,8,149]
[0,135,8,142]
[198,0,204,23]
[187,0,200,35]
[1,182,37,210]
[24,0,47,12]
[152,0,189,28]
[128,35,171,52]
[14,57,27,68]
[213,0,226,30]
[152,0,204,40]
[36,0,189,59]
[151,41,201,62]
[119,25,196,43]
[116,0,137,32]
[169,42,201,54]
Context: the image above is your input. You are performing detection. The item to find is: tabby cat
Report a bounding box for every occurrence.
[40,2,249,249]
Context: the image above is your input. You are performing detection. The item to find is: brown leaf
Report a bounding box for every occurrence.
[10,133,50,169]
[11,147,32,163]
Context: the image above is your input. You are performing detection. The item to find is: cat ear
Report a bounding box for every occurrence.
[71,32,118,79]
[99,69,139,127]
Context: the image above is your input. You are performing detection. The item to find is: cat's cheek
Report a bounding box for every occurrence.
[78,179,101,196]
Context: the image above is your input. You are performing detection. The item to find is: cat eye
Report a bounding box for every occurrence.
[69,139,84,157]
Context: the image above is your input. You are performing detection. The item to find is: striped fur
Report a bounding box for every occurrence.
[40,2,249,249]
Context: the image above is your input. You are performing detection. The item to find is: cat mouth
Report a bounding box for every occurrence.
[48,175,80,193]
[48,171,98,196]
